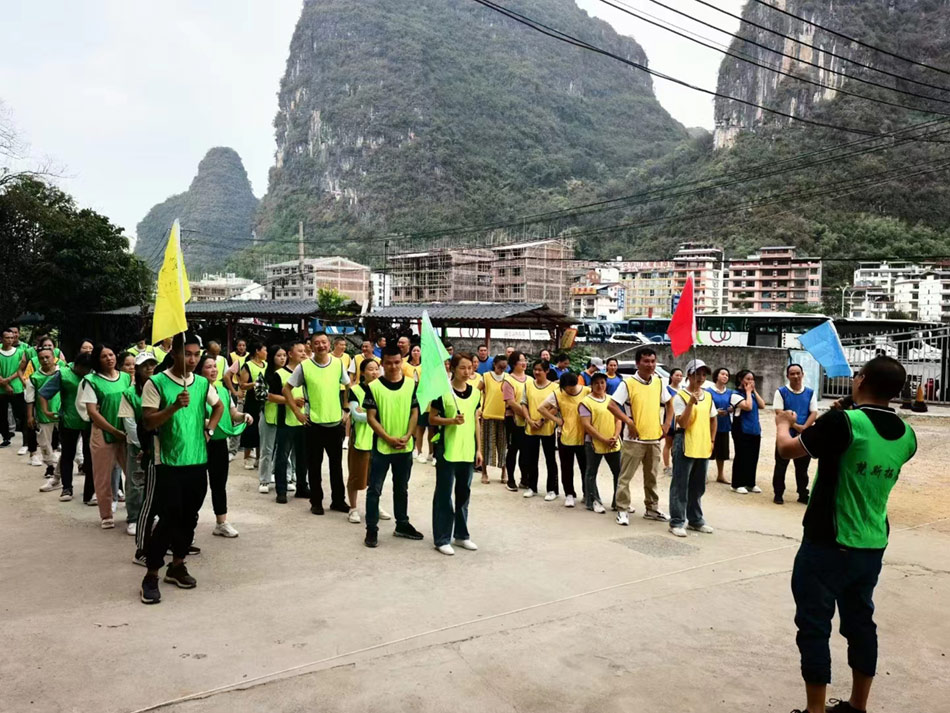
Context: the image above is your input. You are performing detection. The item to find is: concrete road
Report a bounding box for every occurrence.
[1,446,948,713]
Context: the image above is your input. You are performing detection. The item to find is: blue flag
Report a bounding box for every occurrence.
[798,320,852,378]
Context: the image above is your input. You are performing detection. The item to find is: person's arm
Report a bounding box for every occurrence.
[123,416,141,449]
[709,404,718,458]
[474,407,483,467]
[86,402,125,440]
[675,393,694,429]
[537,394,562,427]
[662,399,674,436]
[753,388,766,408]
[775,410,808,459]
[735,388,754,412]
[607,399,636,438]
[282,366,307,424]
[366,405,398,448]
[37,394,58,422]
[238,364,252,393]
[794,392,820,432]
[206,398,224,437]
[348,399,367,423]
[142,381,191,432]
[428,398,463,427]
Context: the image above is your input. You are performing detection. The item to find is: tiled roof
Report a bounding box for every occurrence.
[366,302,570,325]
[93,300,344,319]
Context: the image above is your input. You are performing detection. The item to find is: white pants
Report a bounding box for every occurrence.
[36,422,58,467]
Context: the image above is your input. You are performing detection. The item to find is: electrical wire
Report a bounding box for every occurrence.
[751,0,950,78]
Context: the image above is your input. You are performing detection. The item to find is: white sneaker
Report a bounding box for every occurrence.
[670,526,687,537]
[348,509,361,523]
[429,455,436,465]
[616,510,629,526]
[29,453,43,467]
[643,509,670,522]
[17,446,29,455]
[749,486,762,494]
[627,505,637,514]
[101,518,115,529]
[342,437,349,450]
[111,500,117,514]
[213,521,239,538]
[523,490,535,498]
[687,523,714,534]
[436,544,455,556]
[564,495,576,508]
[86,495,98,506]
[39,477,61,492]
[287,482,296,492]
[415,452,427,464]
[258,484,269,494]
[228,453,236,462]
[126,522,137,536]
[378,508,392,520]
[454,538,478,551]
[543,491,557,502]
[117,489,125,502]
[244,460,256,470]
[663,466,672,476]
[732,486,749,495]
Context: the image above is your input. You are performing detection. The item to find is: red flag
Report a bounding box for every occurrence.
[667,275,696,357]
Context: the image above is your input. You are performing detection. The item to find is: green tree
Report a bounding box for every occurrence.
[0,177,150,326]
[886,310,911,320]
[316,287,354,318]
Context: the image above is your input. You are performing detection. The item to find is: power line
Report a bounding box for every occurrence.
[683,0,950,96]
[751,0,950,78]
[597,0,950,119]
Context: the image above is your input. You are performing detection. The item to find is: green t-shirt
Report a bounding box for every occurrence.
[0,348,24,394]
[366,376,418,455]
[84,372,132,443]
[151,372,211,466]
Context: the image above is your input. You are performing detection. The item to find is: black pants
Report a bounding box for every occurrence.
[136,460,158,555]
[0,392,26,445]
[206,439,229,516]
[505,417,524,487]
[773,448,811,500]
[274,425,308,496]
[731,431,761,489]
[521,433,558,494]
[306,422,345,508]
[558,442,587,498]
[146,464,208,570]
[792,538,884,685]
[59,426,93,499]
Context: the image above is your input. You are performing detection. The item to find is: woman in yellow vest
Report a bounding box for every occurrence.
[669,359,717,538]
[538,371,590,507]
[238,342,268,472]
[272,341,309,503]
[579,372,622,513]
[502,351,529,492]
[479,353,509,485]
[428,352,482,556]
[520,360,559,499]
[346,357,390,523]
[257,345,286,494]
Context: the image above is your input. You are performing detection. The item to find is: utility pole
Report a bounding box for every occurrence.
[298,220,305,299]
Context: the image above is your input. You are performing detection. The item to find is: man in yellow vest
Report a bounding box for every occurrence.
[538,371,590,508]
[479,353,509,484]
[607,347,672,526]
[283,331,350,515]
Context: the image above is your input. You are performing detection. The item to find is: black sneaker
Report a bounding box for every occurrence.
[826,700,863,713]
[364,529,379,548]
[166,544,201,557]
[310,504,325,515]
[505,482,518,492]
[0,440,10,448]
[294,488,311,499]
[329,502,349,514]
[276,493,288,504]
[774,495,784,504]
[44,465,55,477]
[59,488,73,502]
[132,549,147,567]
[394,523,424,541]
[164,563,197,589]
[141,574,161,604]
[797,496,809,504]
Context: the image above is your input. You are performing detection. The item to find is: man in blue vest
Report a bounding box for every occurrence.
[772,363,817,505]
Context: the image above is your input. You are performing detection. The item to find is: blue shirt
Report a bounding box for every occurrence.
[605,375,623,395]
[553,366,571,379]
[777,385,815,436]
[476,356,494,375]
[580,370,602,386]
[733,394,762,436]
[708,387,734,434]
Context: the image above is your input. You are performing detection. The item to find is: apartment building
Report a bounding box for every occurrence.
[893,270,950,321]
[388,248,494,304]
[492,239,573,313]
[848,261,925,318]
[619,261,675,317]
[726,246,821,312]
[673,243,725,314]
[190,273,264,302]
[264,257,371,306]
[569,283,625,321]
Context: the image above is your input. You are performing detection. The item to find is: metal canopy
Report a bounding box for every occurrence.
[365,302,571,328]
[91,299,352,320]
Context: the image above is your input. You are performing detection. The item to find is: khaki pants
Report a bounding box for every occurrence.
[615,440,661,512]
[90,425,127,521]
[36,422,58,467]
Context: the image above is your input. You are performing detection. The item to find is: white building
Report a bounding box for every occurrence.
[570,283,625,321]
[265,257,370,308]
[190,273,264,302]
[370,271,392,311]
[916,271,950,322]
[848,261,926,318]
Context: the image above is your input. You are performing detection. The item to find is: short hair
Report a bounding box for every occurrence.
[334,336,347,345]
[591,372,608,384]
[173,333,201,350]
[635,347,656,362]
[531,359,547,373]
[206,339,220,347]
[555,352,570,364]
[859,356,906,400]
[559,372,579,389]
[117,350,134,364]
[248,341,265,356]
[1,328,13,336]
[235,338,247,345]
[786,363,804,376]
[381,344,402,359]
[508,350,525,366]
[444,342,454,350]
[36,346,54,357]
[477,344,489,351]
[361,340,372,347]
[712,367,730,382]
[493,354,508,364]
[72,353,94,373]
[450,352,474,372]
[311,331,328,340]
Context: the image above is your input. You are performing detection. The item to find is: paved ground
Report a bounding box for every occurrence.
[2,415,948,713]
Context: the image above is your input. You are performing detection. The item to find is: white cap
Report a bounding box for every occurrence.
[134,351,158,367]
[589,356,605,369]
[685,358,708,375]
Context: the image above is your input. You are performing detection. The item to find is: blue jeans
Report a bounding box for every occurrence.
[432,450,473,546]
[274,425,307,495]
[583,443,621,509]
[365,451,412,532]
[669,432,707,528]
[792,538,884,684]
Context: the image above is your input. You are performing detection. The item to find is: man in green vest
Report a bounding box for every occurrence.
[26,347,61,487]
[776,356,917,713]
[139,333,223,605]
[0,327,28,450]
[360,343,423,548]
[283,331,349,516]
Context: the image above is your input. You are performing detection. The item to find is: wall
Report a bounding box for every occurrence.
[449,338,791,403]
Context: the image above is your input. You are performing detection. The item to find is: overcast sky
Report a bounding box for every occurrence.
[0,0,744,242]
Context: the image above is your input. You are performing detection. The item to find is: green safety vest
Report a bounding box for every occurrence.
[440,386,481,463]
[151,371,211,466]
[300,356,344,424]
[30,368,61,424]
[265,367,304,427]
[85,372,132,443]
[368,377,415,455]
[349,384,372,452]
[0,348,24,394]
[59,366,86,430]
[206,384,246,440]
[244,360,267,400]
[212,355,227,386]
[831,409,917,549]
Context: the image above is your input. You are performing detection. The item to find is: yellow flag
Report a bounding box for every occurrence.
[151,219,191,345]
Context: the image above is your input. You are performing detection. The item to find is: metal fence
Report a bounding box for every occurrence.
[822,326,950,404]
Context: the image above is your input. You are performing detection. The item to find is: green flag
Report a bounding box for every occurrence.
[417,310,453,414]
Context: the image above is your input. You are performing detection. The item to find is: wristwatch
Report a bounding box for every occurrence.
[205,428,215,438]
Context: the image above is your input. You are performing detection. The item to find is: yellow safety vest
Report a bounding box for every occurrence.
[481,372,507,420]
[581,394,621,454]
[555,386,590,446]
[677,389,714,458]
[525,380,558,437]
[623,376,664,441]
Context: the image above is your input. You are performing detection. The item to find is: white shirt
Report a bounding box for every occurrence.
[77,372,127,422]
[141,371,220,409]
[610,372,672,443]
[23,364,59,404]
[772,385,818,412]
